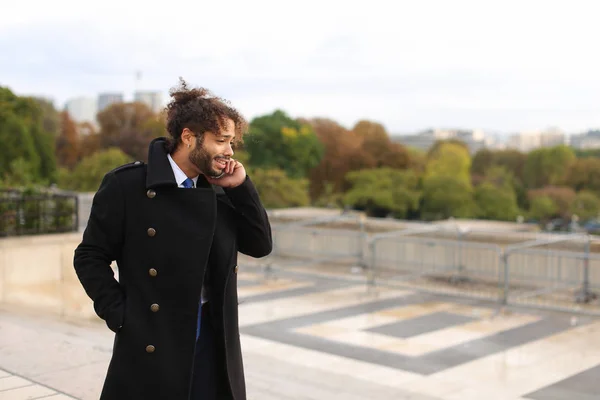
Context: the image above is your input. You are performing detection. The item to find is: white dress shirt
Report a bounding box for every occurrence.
[167,154,209,304]
[167,153,199,189]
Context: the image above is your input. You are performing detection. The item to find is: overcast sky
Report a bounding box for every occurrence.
[2,0,599,135]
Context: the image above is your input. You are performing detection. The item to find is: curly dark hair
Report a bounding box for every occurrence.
[164,78,248,153]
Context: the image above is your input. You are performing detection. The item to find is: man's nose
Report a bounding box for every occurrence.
[224,144,234,157]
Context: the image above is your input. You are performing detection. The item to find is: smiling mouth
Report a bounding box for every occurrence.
[214,158,228,169]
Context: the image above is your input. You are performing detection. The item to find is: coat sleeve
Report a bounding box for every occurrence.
[223,175,273,258]
[73,172,126,332]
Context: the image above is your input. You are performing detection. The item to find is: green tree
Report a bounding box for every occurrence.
[407,147,427,175]
[528,196,558,222]
[494,149,527,182]
[249,168,310,208]
[0,111,40,182]
[524,145,575,189]
[483,165,517,190]
[570,191,600,221]
[421,142,475,220]
[474,182,520,221]
[563,158,600,193]
[0,87,59,184]
[58,148,132,192]
[528,186,576,219]
[244,110,324,179]
[427,139,470,159]
[30,121,58,183]
[343,168,421,218]
[2,158,38,187]
[424,141,471,185]
[421,175,476,220]
[471,148,494,177]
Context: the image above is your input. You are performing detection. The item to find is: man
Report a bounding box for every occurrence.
[73,79,272,400]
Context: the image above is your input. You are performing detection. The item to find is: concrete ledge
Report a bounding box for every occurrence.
[0,232,97,321]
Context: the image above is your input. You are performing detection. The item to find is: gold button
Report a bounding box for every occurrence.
[234,265,238,274]
[150,303,160,312]
[147,228,156,237]
[147,189,156,199]
[149,268,157,277]
[146,345,155,353]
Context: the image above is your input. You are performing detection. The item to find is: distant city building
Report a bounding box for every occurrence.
[507,128,566,152]
[570,130,600,149]
[392,128,493,154]
[64,97,97,125]
[97,92,124,112]
[134,91,163,113]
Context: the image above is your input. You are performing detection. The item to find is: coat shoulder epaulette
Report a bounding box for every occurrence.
[110,161,145,174]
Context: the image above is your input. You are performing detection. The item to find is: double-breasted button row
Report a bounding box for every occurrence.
[234,265,239,274]
[145,189,159,356]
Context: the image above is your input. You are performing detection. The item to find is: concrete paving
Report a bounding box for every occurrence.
[2,263,600,399]
[0,307,435,400]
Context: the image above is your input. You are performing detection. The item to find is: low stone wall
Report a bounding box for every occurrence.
[0,232,98,320]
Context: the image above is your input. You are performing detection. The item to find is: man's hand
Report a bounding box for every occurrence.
[205,159,246,188]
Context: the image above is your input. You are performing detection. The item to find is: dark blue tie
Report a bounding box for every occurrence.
[182,178,202,340]
[182,178,194,189]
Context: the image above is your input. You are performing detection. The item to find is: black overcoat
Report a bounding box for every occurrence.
[73,138,272,400]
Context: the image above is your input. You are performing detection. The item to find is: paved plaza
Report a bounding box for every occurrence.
[1,261,599,399]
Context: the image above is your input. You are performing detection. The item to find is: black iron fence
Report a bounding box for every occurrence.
[0,189,79,237]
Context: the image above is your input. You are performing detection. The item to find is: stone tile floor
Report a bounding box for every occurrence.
[1,262,599,399]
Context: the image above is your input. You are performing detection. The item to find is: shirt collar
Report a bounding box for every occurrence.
[167,153,198,187]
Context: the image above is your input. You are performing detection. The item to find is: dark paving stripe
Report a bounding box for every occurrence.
[239,281,355,305]
[414,318,574,373]
[243,310,576,375]
[366,311,477,338]
[524,364,600,400]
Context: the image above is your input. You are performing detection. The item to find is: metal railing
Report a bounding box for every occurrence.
[0,189,79,237]
[368,226,502,300]
[262,213,368,276]
[256,215,600,316]
[501,234,599,314]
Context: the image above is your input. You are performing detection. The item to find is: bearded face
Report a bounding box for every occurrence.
[188,135,229,178]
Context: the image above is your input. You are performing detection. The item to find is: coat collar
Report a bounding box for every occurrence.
[146,137,178,189]
[145,137,213,190]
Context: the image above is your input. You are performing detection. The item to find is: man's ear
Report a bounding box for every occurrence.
[181,128,194,146]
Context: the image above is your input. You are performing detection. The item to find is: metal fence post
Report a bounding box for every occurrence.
[450,228,467,284]
[368,239,377,288]
[501,250,509,305]
[576,235,596,303]
[358,215,367,269]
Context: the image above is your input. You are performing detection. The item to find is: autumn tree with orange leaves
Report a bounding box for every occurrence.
[55,111,81,169]
[96,102,165,162]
